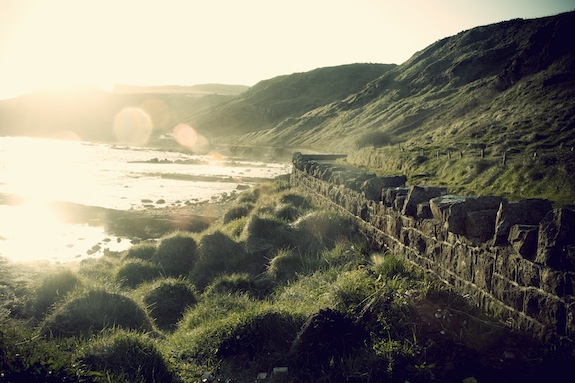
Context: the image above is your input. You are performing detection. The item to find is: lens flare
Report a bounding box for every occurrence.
[113,107,153,145]
[173,124,209,153]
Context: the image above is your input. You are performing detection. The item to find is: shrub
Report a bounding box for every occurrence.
[142,279,197,330]
[40,289,153,337]
[190,231,247,289]
[123,242,157,261]
[115,259,162,289]
[28,269,81,319]
[78,329,173,383]
[153,231,197,277]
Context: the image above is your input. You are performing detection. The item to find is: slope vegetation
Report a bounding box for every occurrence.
[231,11,575,205]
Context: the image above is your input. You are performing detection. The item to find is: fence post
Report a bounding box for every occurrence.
[502,150,507,166]
[481,149,485,158]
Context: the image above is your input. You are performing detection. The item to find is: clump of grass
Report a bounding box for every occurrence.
[292,210,356,253]
[273,203,302,222]
[78,329,174,383]
[115,259,162,289]
[205,272,271,298]
[223,203,254,224]
[153,231,197,277]
[123,242,157,261]
[40,289,153,338]
[28,268,81,319]
[190,230,247,290]
[0,320,81,382]
[242,215,296,255]
[265,248,308,283]
[222,215,249,238]
[279,192,312,209]
[142,278,197,331]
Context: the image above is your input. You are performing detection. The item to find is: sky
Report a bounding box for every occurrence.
[0,0,574,99]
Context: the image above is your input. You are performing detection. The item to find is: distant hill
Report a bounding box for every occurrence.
[113,83,249,95]
[190,63,396,138]
[0,85,244,142]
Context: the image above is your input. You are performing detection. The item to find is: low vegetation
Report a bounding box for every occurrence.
[1,180,573,382]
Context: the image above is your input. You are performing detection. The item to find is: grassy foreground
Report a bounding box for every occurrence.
[1,178,573,382]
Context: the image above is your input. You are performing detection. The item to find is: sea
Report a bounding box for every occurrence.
[0,136,290,263]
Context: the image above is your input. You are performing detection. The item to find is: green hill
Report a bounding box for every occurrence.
[191,63,396,138]
[228,11,575,206]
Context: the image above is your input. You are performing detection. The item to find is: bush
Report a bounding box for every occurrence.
[40,289,153,337]
[153,231,197,277]
[78,329,173,383]
[28,269,81,319]
[142,279,197,330]
[115,259,161,289]
[190,231,247,289]
[123,242,157,261]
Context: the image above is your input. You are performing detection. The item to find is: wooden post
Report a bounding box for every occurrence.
[481,149,485,158]
[502,151,507,166]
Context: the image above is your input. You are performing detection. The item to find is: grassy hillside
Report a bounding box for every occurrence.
[233,11,575,206]
[191,63,396,138]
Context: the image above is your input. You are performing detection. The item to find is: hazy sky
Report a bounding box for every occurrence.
[0,0,573,99]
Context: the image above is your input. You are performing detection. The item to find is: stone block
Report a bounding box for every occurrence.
[536,208,575,271]
[508,224,539,260]
[417,202,433,219]
[516,258,541,288]
[465,209,498,242]
[430,195,505,237]
[493,198,552,245]
[383,186,410,207]
[402,186,448,217]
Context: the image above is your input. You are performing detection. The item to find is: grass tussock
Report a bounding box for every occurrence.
[153,231,197,277]
[123,242,157,261]
[78,329,174,383]
[115,259,162,289]
[141,278,197,331]
[27,268,81,319]
[40,289,153,338]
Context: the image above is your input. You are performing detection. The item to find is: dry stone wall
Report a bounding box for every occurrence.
[291,153,575,344]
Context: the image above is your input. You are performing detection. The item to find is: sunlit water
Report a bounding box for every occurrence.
[0,136,290,263]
